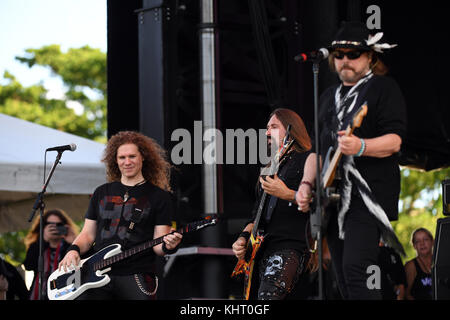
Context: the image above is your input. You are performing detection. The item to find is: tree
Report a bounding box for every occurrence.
[1,44,107,142]
[393,167,450,262]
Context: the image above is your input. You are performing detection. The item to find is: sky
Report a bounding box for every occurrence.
[0,0,107,98]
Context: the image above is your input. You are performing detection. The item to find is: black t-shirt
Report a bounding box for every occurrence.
[252,149,311,255]
[315,75,407,220]
[85,181,173,275]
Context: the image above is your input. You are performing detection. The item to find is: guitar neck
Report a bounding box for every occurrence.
[99,229,183,269]
[250,138,294,238]
[322,124,357,188]
[95,217,216,270]
[252,192,268,238]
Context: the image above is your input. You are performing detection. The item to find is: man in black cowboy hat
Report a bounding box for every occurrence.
[296,21,407,299]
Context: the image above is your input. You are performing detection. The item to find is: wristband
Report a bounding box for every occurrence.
[162,242,179,255]
[67,244,80,255]
[239,231,251,241]
[355,138,366,157]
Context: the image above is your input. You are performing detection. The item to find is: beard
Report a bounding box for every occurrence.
[337,65,368,84]
[266,136,280,157]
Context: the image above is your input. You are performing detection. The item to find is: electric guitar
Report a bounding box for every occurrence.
[47,215,217,300]
[319,104,368,225]
[231,126,294,300]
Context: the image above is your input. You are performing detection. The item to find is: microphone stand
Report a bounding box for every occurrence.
[310,61,324,300]
[28,151,63,300]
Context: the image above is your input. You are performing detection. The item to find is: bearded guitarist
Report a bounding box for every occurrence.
[296,22,407,300]
[232,108,312,300]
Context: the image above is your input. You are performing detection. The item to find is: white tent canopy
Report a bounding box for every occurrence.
[0,113,107,232]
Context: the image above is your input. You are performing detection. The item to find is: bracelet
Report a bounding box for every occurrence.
[239,231,251,241]
[67,244,80,255]
[355,138,366,157]
[300,181,313,189]
[162,242,179,255]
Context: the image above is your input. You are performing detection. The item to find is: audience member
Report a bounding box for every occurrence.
[23,208,79,300]
[404,227,433,300]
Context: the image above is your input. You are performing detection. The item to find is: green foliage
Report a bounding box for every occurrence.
[394,167,450,263]
[0,231,27,267]
[1,44,107,142]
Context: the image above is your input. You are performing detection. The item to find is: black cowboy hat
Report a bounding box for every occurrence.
[329,21,397,53]
[329,21,371,51]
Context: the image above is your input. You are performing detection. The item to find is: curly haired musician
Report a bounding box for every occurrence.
[296,21,407,299]
[58,131,182,299]
[232,108,312,300]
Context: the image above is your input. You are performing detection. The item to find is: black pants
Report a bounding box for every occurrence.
[256,249,307,300]
[76,273,157,300]
[327,196,382,300]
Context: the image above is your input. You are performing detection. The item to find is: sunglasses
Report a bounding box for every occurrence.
[333,50,366,60]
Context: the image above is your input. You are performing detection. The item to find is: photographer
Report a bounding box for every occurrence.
[23,208,79,300]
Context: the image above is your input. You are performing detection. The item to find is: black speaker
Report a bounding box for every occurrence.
[443,179,450,216]
[432,217,450,299]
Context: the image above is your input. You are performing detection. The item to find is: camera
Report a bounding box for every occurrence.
[55,224,68,236]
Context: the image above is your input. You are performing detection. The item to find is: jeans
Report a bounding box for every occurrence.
[327,195,382,300]
[257,249,307,300]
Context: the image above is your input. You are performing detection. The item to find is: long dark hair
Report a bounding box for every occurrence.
[269,108,311,152]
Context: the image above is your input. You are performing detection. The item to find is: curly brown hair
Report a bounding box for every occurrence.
[102,131,172,192]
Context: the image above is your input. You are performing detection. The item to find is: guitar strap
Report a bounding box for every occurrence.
[124,204,145,246]
[337,74,373,131]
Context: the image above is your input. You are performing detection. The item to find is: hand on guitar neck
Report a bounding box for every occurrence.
[232,223,254,260]
[337,130,364,156]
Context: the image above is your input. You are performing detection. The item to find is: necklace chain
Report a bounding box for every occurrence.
[123,179,146,202]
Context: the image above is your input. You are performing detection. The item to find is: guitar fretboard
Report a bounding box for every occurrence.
[93,217,215,271]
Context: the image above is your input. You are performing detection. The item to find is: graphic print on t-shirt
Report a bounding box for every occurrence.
[98,195,151,242]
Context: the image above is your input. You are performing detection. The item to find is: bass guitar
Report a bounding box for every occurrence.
[231,126,294,300]
[47,215,217,300]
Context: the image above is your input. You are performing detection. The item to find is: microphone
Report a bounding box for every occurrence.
[46,143,77,152]
[294,48,329,62]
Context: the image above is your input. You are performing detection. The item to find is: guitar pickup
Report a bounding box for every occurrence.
[50,270,76,290]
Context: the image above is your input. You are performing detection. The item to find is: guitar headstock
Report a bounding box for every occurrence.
[352,103,368,129]
[186,215,218,233]
[279,124,294,159]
